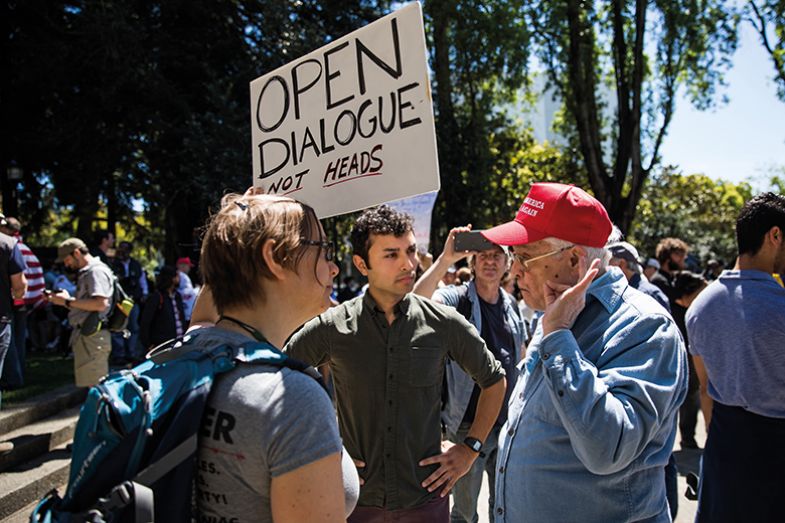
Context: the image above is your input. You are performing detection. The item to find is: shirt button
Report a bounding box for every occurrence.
[508,428,514,437]
[558,390,564,397]
[388,374,394,380]
[518,393,524,399]
[497,507,504,515]
[386,453,391,458]
[499,466,505,473]
[388,400,393,406]
[542,352,550,360]
[387,426,392,432]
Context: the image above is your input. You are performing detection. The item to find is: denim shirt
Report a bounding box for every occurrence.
[494,267,687,523]
[435,282,526,437]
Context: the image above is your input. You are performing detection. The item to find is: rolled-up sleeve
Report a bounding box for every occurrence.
[538,314,686,475]
[447,313,505,389]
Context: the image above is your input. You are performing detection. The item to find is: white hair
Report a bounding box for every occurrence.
[543,228,619,272]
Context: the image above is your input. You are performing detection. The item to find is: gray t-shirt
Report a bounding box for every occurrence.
[69,257,114,326]
[195,328,358,522]
[686,269,785,418]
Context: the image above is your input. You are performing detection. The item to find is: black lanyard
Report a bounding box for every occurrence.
[218,315,268,343]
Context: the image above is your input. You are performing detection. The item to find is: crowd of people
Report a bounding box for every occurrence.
[1,182,783,522]
[0,224,199,395]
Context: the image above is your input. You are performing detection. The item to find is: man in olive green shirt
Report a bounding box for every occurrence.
[285,205,506,521]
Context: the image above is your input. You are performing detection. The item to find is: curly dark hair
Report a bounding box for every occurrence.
[655,237,689,264]
[736,192,785,256]
[350,205,413,266]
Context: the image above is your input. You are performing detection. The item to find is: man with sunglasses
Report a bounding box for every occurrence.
[480,182,687,522]
[285,205,507,522]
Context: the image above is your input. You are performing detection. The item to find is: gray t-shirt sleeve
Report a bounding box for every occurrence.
[264,369,342,477]
[198,363,349,522]
[87,265,114,298]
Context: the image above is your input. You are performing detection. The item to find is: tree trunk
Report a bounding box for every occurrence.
[426,0,462,248]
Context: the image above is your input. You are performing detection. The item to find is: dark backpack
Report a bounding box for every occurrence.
[30,331,321,523]
[105,276,135,333]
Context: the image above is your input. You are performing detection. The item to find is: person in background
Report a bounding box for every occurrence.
[608,240,670,312]
[90,230,114,265]
[441,265,457,287]
[111,241,148,364]
[176,257,196,322]
[0,216,45,389]
[643,258,660,281]
[139,266,185,352]
[0,226,26,454]
[650,237,690,302]
[48,238,113,388]
[686,192,785,522]
[455,266,472,285]
[337,276,360,303]
[702,259,723,281]
[670,271,708,450]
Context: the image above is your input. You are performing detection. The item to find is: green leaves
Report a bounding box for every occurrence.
[631,167,753,264]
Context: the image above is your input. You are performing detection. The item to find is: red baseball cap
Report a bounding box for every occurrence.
[481,183,612,247]
[176,257,194,267]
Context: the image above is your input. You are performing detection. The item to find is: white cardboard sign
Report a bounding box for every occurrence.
[249,2,440,218]
[387,191,438,253]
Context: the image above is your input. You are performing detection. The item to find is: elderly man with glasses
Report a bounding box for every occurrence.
[480,182,687,523]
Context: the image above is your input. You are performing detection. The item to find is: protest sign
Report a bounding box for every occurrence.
[249,2,440,218]
[387,191,438,253]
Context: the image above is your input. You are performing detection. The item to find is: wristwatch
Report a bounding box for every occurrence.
[463,436,483,453]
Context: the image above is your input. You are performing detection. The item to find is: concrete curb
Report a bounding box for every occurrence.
[0,406,80,473]
[0,386,86,436]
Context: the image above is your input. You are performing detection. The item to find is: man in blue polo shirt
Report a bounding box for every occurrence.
[482,182,687,522]
[686,192,785,523]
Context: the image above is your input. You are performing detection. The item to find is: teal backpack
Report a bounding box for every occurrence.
[30,331,321,522]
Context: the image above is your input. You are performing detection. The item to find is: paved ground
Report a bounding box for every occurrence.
[468,413,706,522]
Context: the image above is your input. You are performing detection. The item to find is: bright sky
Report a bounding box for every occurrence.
[660,24,785,187]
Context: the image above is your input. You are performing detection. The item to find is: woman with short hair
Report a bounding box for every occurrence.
[193,192,357,523]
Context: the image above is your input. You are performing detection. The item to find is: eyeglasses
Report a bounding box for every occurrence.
[512,244,574,271]
[300,238,335,262]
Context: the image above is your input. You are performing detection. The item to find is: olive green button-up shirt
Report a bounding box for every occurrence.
[284,292,505,510]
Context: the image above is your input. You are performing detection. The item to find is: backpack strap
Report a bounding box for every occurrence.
[135,433,199,486]
[238,340,326,390]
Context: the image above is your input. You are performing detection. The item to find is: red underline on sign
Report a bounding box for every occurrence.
[322,172,383,188]
[282,187,303,196]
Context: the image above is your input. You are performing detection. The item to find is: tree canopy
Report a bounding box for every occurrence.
[523,0,739,232]
[747,0,785,101]
[2,1,779,269]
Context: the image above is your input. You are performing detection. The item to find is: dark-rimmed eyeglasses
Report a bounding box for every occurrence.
[300,238,335,262]
[512,244,574,271]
